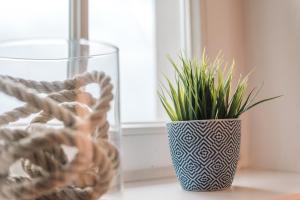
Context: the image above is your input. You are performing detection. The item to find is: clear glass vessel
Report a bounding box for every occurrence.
[0,38,122,199]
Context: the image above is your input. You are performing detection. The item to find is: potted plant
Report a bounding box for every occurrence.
[159,52,280,192]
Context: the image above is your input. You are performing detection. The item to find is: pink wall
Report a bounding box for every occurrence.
[200,0,249,168]
[201,0,246,70]
[201,0,300,172]
[243,0,300,172]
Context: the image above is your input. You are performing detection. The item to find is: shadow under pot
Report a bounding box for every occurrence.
[167,119,241,191]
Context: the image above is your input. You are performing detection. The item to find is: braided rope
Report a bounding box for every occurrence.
[0,71,119,200]
[0,90,95,126]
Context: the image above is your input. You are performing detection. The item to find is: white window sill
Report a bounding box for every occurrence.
[121,122,172,181]
[118,169,300,200]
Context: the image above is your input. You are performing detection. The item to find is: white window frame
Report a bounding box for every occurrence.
[68,0,89,77]
[70,0,202,182]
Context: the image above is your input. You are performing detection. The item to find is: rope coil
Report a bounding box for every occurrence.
[0,71,119,200]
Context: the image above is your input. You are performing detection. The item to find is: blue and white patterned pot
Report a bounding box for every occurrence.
[167,119,241,191]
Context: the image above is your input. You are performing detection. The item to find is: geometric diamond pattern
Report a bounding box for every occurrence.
[167,119,241,191]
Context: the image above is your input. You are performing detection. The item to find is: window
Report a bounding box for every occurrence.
[0,0,201,179]
[89,0,194,123]
[0,0,68,115]
[89,0,156,122]
[0,0,68,38]
[0,0,198,123]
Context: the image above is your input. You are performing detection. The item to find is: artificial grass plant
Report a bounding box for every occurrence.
[158,52,281,121]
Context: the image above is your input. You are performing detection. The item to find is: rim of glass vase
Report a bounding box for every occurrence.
[0,38,118,61]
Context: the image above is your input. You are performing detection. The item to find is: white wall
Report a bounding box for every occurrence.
[243,0,300,172]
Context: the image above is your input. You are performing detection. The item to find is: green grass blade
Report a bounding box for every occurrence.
[158,52,281,121]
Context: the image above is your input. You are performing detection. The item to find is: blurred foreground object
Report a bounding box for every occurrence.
[0,71,119,200]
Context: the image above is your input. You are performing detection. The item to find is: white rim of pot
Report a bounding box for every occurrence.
[167,118,241,124]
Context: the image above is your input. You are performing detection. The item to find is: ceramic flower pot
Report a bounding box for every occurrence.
[167,119,241,191]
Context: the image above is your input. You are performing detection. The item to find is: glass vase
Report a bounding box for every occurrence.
[0,38,122,199]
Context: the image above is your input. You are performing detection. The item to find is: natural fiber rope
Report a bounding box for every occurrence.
[0,90,95,126]
[0,71,119,200]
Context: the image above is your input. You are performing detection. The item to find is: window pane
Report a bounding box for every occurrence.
[0,0,68,39]
[0,0,178,123]
[0,0,68,116]
[89,0,156,123]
